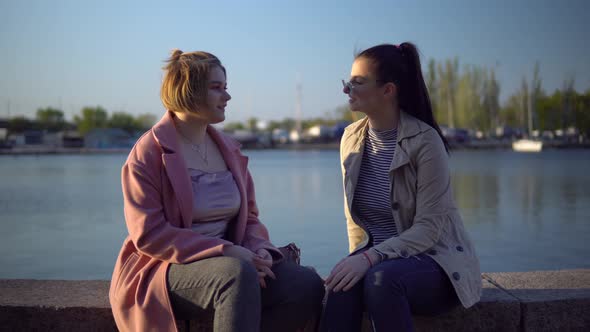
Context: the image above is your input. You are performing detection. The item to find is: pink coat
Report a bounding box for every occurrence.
[109,111,282,332]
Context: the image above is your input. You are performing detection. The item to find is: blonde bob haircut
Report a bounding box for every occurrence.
[160,49,226,114]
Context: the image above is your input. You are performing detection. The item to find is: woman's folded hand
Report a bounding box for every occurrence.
[222,245,276,288]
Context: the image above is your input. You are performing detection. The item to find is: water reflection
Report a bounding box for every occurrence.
[0,150,589,279]
[453,174,499,225]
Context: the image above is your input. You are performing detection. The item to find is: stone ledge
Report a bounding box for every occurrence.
[0,270,588,332]
[412,277,521,332]
[483,269,590,332]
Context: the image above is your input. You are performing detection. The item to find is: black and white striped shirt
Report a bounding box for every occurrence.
[352,127,399,245]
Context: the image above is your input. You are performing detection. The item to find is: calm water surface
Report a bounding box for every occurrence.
[0,149,589,279]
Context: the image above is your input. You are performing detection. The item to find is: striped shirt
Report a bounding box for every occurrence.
[352,127,399,245]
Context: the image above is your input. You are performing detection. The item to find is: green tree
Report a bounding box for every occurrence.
[536,90,561,131]
[561,75,575,129]
[247,117,259,132]
[334,105,352,122]
[333,104,365,123]
[74,106,108,135]
[426,59,440,120]
[109,112,137,134]
[134,113,157,131]
[500,94,521,128]
[36,107,65,132]
[519,77,530,129]
[8,116,37,133]
[529,62,543,132]
[302,117,337,130]
[482,68,500,130]
[266,120,283,132]
[455,65,484,129]
[574,90,590,135]
[224,122,246,131]
[437,58,459,127]
[500,79,530,129]
[280,118,297,131]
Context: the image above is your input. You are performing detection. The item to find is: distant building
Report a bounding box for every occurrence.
[494,126,523,139]
[289,130,301,143]
[441,126,470,143]
[61,131,84,148]
[306,125,331,139]
[22,130,43,145]
[0,119,8,139]
[256,120,268,131]
[332,121,351,139]
[9,131,43,146]
[42,132,62,147]
[271,129,289,144]
[84,128,134,149]
[0,121,9,149]
[226,130,260,148]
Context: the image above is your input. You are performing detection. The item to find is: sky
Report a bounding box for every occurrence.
[1,0,588,124]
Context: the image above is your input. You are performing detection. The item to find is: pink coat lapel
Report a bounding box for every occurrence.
[152,112,193,229]
[162,153,193,229]
[208,125,249,243]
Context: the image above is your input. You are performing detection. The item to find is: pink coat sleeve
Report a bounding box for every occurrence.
[122,162,233,263]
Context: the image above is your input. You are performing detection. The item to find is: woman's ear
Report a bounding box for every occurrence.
[383,82,397,100]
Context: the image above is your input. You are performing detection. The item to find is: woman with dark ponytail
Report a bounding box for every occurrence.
[322,43,481,331]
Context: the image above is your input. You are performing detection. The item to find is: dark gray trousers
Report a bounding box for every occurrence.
[167,256,325,332]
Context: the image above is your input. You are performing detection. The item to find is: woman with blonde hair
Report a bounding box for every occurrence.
[109,49,324,332]
[321,43,481,331]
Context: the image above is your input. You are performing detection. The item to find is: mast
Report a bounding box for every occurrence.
[295,72,302,138]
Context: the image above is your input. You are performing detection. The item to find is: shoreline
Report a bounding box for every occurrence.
[1,141,589,155]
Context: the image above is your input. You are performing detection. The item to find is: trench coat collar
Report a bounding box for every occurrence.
[341,111,429,211]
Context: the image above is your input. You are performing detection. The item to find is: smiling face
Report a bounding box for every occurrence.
[191,65,231,124]
[343,57,397,117]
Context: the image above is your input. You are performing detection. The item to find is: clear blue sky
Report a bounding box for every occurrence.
[1,0,588,123]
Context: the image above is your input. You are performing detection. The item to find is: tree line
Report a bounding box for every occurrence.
[225,59,589,136]
[4,58,590,137]
[4,107,157,136]
[426,59,589,134]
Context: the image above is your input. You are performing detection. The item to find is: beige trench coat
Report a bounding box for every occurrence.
[340,111,482,308]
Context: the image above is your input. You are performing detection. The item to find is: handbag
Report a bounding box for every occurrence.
[278,242,301,265]
[277,242,321,332]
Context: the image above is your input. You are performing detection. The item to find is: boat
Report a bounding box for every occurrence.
[513,74,543,153]
[512,139,543,152]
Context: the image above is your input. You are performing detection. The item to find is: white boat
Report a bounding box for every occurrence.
[513,73,543,153]
[512,139,543,152]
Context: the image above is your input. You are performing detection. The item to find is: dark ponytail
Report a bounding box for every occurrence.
[357,43,450,152]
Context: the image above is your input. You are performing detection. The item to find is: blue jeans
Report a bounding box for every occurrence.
[320,253,459,332]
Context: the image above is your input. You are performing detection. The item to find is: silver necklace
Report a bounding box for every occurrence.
[179,131,209,165]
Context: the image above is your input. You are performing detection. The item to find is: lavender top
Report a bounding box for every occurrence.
[188,168,241,238]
